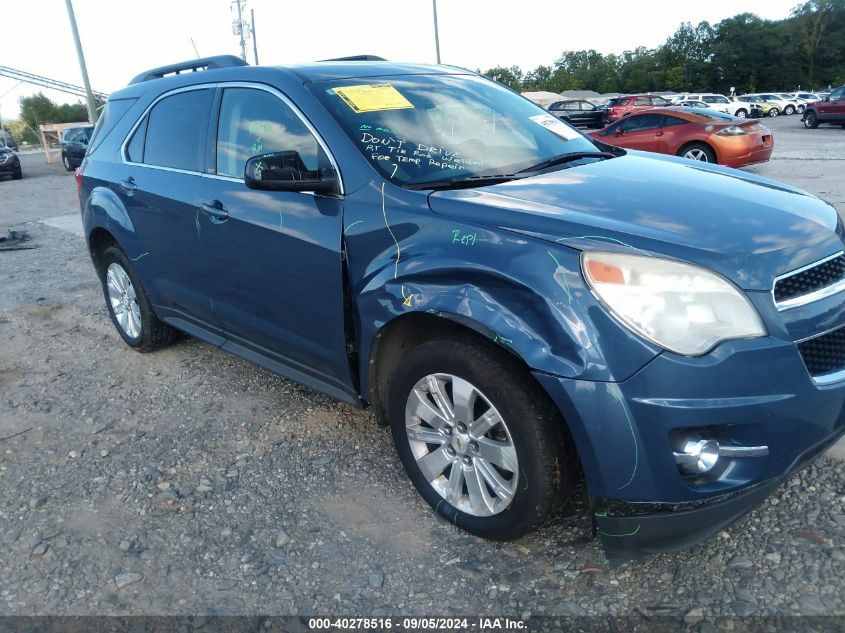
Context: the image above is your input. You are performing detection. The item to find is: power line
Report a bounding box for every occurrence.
[0,66,108,101]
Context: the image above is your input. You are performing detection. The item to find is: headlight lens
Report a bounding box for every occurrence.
[582,252,766,356]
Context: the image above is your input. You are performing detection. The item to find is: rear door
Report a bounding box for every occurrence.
[195,84,356,401]
[113,87,218,333]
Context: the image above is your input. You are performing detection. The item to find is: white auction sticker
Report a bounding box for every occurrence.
[529,114,581,141]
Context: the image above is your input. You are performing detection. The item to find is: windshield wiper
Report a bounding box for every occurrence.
[518,151,617,174]
[403,174,522,191]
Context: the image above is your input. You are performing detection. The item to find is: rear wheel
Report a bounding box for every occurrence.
[388,336,576,540]
[784,105,796,115]
[62,154,74,172]
[678,142,716,163]
[98,245,175,351]
[769,108,780,117]
[804,112,819,129]
[734,109,747,118]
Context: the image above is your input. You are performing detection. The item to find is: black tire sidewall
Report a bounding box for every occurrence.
[98,246,155,349]
[388,340,565,540]
[678,142,716,163]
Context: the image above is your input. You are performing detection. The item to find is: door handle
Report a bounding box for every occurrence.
[118,177,137,195]
[200,201,229,220]
[655,130,663,137]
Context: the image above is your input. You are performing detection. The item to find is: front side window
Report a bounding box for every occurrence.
[216,88,322,178]
[634,97,650,106]
[619,113,662,132]
[830,88,844,100]
[142,89,212,172]
[309,74,599,186]
[649,96,670,106]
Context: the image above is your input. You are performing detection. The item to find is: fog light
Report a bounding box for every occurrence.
[674,439,720,475]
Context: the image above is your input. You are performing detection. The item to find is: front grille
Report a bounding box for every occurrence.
[798,325,845,377]
[774,254,845,303]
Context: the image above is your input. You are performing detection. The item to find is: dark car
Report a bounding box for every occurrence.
[61,124,95,171]
[1,131,18,151]
[802,86,845,129]
[78,55,845,559]
[0,145,21,180]
[547,100,604,128]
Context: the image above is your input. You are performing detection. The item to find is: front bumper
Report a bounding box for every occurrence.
[0,157,19,174]
[534,333,845,557]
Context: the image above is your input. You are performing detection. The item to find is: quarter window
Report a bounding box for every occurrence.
[216,87,321,179]
[141,89,212,172]
[830,88,844,100]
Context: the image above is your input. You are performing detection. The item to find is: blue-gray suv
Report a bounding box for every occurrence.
[78,55,845,558]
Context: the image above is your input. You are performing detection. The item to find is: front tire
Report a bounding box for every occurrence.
[678,142,716,163]
[12,167,22,180]
[804,112,819,129]
[98,245,175,351]
[734,109,747,118]
[769,108,780,117]
[388,336,576,540]
[784,105,796,115]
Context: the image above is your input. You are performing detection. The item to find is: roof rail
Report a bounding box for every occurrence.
[319,55,387,62]
[128,55,248,85]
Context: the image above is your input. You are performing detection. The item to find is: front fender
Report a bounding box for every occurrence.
[344,181,660,398]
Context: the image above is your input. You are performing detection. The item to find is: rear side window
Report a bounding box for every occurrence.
[88,98,136,155]
[607,98,627,107]
[215,87,321,178]
[634,97,650,106]
[141,89,213,172]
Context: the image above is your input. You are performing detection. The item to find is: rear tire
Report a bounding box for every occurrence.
[769,108,780,117]
[98,245,175,352]
[678,142,716,163]
[62,154,74,172]
[734,109,747,118]
[388,336,577,540]
[804,112,819,129]
[784,105,795,115]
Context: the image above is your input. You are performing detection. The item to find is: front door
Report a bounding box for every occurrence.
[614,113,664,151]
[196,85,356,400]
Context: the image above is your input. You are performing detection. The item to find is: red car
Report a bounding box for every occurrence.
[590,107,774,168]
[601,94,671,123]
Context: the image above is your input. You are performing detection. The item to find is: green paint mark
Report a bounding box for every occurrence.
[609,383,639,490]
[130,252,149,261]
[451,229,477,246]
[597,524,641,538]
[555,235,652,257]
[595,510,608,518]
[548,251,571,303]
[344,220,364,234]
[195,208,202,239]
[493,334,516,350]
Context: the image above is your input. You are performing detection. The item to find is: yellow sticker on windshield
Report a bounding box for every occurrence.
[334,84,414,113]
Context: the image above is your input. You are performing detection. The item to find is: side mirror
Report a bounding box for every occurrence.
[824,96,830,102]
[244,151,337,194]
[615,128,624,137]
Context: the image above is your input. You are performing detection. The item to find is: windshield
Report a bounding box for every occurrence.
[309,73,599,186]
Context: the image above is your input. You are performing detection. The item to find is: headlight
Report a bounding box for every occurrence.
[717,125,747,136]
[582,252,766,356]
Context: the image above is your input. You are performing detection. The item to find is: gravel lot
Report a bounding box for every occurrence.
[1,115,845,626]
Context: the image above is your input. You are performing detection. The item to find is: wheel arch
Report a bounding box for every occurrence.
[677,139,719,163]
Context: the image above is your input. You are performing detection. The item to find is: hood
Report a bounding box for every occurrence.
[427,152,842,290]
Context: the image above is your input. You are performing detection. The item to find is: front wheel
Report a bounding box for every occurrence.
[784,105,796,115]
[678,142,716,163]
[389,337,576,540]
[804,112,819,129]
[62,154,74,172]
[98,245,175,351]
[769,108,780,117]
[12,167,22,180]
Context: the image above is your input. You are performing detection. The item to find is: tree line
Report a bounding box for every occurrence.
[484,0,845,95]
[4,93,96,145]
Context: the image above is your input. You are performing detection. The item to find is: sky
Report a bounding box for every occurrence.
[1,0,801,120]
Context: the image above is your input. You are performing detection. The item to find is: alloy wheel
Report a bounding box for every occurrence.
[106,262,142,339]
[683,148,710,161]
[404,373,518,517]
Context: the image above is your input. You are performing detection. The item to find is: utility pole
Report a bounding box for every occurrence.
[432,0,441,64]
[63,0,97,123]
[251,9,259,65]
[231,0,249,62]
